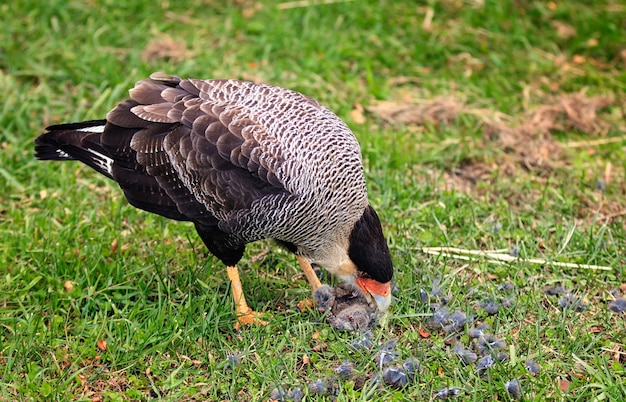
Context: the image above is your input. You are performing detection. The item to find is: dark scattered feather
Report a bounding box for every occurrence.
[453,344,478,365]
[382,366,409,389]
[480,300,500,315]
[558,293,587,311]
[608,298,626,313]
[350,332,374,351]
[505,379,522,400]
[525,358,541,375]
[334,361,354,379]
[434,386,461,399]
[476,354,496,373]
[545,285,567,296]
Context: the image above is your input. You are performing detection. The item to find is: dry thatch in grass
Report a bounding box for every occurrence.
[366,90,614,171]
[141,34,195,63]
[484,92,613,169]
[369,89,623,223]
[365,97,464,126]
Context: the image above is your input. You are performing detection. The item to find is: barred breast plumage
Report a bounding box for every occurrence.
[35,73,393,325]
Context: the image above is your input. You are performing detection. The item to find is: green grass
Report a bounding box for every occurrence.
[1,0,625,400]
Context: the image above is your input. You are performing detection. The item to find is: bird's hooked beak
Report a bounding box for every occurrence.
[355,277,392,312]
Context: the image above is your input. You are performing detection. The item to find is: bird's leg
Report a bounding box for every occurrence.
[296,256,323,311]
[297,256,322,291]
[226,265,267,329]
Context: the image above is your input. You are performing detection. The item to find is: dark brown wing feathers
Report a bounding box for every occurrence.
[115,75,287,221]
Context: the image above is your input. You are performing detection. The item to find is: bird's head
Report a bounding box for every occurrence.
[343,205,394,312]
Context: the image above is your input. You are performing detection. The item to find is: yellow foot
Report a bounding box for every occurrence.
[234,308,268,330]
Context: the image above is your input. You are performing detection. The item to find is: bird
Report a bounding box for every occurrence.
[35,72,394,328]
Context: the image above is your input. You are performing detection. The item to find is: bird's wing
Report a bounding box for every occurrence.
[106,73,292,224]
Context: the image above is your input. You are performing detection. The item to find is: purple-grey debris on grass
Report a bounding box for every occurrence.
[525,358,541,375]
[499,282,515,292]
[480,300,500,315]
[497,352,509,362]
[477,354,496,373]
[307,379,327,395]
[468,327,485,339]
[608,298,626,313]
[501,296,516,308]
[287,387,303,402]
[558,293,587,311]
[419,288,429,304]
[351,332,374,351]
[453,344,478,365]
[545,286,567,296]
[225,353,241,371]
[270,386,287,401]
[434,386,460,399]
[430,307,450,328]
[478,335,506,353]
[402,357,419,378]
[375,348,398,368]
[505,379,522,400]
[383,366,409,389]
[334,361,354,379]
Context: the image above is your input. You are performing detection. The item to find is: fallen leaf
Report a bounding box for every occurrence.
[63,280,75,292]
[350,103,366,124]
[302,354,310,365]
[551,21,576,39]
[298,299,314,311]
[419,327,431,338]
[573,55,585,64]
[312,343,328,352]
[110,238,118,253]
[97,339,107,351]
[558,378,571,392]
